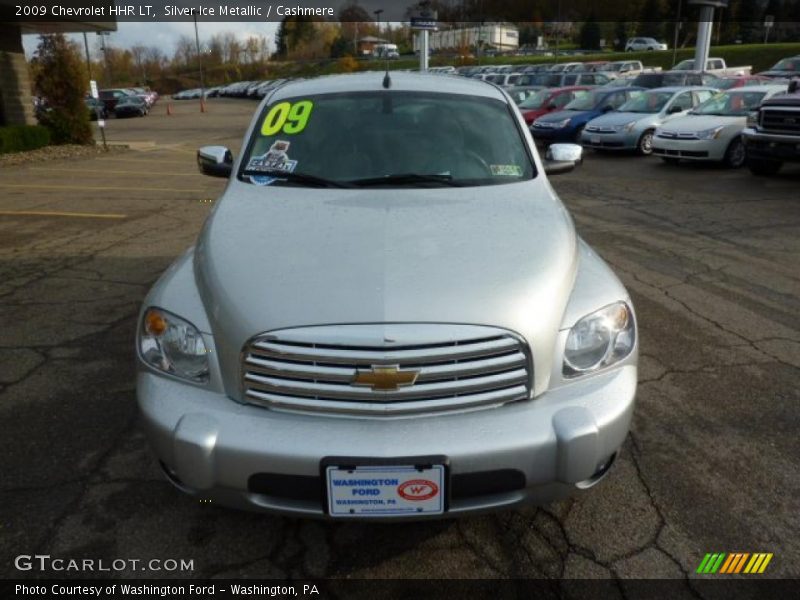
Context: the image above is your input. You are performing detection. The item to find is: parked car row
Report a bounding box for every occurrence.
[526,78,797,173]
[85,87,158,119]
[172,79,295,101]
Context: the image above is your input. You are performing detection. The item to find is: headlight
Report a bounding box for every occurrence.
[696,125,725,140]
[746,111,758,128]
[138,307,209,382]
[563,302,635,376]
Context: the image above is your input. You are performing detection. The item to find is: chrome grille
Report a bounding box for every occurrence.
[760,109,800,135]
[241,324,531,416]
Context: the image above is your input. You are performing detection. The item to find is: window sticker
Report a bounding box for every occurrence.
[260,100,314,136]
[247,140,298,174]
[490,164,523,177]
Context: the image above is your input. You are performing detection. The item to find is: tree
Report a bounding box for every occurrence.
[32,34,93,145]
[639,0,664,38]
[614,21,630,51]
[579,13,602,51]
[274,16,315,59]
[735,0,763,43]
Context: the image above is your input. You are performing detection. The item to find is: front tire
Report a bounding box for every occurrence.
[637,130,655,156]
[723,137,746,168]
[747,157,783,176]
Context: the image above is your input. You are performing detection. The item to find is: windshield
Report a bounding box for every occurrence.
[564,91,604,111]
[770,58,799,71]
[519,89,551,109]
[600,63,623,72]
[240,91,535,187]
[619,91,673,113]
[691,91,767,116]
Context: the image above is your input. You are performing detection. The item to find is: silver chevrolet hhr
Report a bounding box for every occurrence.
[137,72,637,520]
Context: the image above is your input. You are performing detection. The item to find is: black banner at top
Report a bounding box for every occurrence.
[3,0,800,24]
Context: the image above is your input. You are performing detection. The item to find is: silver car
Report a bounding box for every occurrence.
[137,72,638,520]
[582,87,717,155]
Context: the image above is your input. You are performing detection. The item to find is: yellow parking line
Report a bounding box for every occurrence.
[29,167,199,177]
[94,157,192,165]
[0,183,204,193]
[0,210,127,219]
[167,146,200,156]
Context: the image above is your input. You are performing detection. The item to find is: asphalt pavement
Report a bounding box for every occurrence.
[0,98,798,589]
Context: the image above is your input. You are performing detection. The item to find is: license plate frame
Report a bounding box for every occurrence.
[321,455,448,518]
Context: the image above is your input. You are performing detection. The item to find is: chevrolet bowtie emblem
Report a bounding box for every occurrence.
[352,365,420,391]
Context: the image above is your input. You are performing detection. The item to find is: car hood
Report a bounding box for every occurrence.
[659,114,744,132]
[587,111,659,127]
[195,178,578,397]
[536,109,598,124]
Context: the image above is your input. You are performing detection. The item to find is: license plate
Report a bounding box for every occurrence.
[591,136,601,144]
[325,464,445,517]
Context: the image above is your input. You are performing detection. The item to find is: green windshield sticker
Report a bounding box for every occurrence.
[261,100,314,136]
[490,164,523,177]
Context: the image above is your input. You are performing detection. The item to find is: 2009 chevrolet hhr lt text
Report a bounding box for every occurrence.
[136,72,638,519]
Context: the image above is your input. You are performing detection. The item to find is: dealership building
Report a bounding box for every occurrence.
[0,2,115,126]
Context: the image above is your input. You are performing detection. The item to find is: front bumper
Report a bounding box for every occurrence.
[581,130,639,151]
[742,128,800,162]
[137,365,636,519]
[530,126,577,144]
[651,136,725,161]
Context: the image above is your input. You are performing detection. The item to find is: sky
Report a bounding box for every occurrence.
[22,21,279,60]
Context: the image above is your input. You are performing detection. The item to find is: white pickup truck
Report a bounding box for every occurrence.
[672,58,752,77]
[599,60,662,78]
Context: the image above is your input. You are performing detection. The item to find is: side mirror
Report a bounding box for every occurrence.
[543,143,583,176]
[667,105,684,114]
[602,104,614,113]
[546,103,558,110]
[197,145,233,178]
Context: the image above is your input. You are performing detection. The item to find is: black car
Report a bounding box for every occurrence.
[84,97,108,120]
[758,56,800,79]
[114,95,148,118]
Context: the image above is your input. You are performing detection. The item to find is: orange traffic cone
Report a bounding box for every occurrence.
[166,103,173,116]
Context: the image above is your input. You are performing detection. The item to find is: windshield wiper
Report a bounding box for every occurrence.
[348,173,465,187]
[241,169,352,188]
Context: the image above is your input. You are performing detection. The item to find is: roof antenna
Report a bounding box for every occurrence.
[383,67,391,89]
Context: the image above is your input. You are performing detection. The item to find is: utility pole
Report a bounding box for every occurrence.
[192,10,206,111]
[554,0,561,64]
[82,32,92,80]
[96,31,110,82]
[672,0,682,67]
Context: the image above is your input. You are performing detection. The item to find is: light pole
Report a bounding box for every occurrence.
[554,0,561,64]
[374,9,383,32]
[192,10,206,111]
[82,33,92,80]
[96,31,110,82]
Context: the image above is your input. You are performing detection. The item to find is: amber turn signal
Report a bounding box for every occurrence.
[144,309,168,336]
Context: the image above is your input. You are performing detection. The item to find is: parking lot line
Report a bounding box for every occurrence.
[28,167,200,178]
[0,210,127,219]
[0,183,204,193]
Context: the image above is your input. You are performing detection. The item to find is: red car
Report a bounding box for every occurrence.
[518,86,592,125]
[714,75,773,90]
